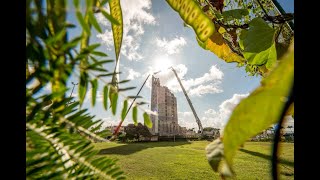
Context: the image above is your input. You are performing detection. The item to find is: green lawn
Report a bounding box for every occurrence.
[94,141,294,180]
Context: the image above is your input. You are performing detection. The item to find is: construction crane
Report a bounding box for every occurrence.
[170,67,203,134]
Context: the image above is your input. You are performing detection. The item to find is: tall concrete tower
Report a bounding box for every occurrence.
[150,76,178,136]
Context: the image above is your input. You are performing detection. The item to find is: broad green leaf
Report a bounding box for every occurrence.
[76,11,91,35]
[121,100,128,121]
[143,112,152,128]
[204,31,245,63]
[110,92,118,115]
[222,42,294,169]
[90,79,98,106]
[109,0,123,61]
[132,106,138,126]
[222,9,249,21]
[79,72,88,106]
[103,85,109,110]
[88,11,102,33]
[239,18,277,69]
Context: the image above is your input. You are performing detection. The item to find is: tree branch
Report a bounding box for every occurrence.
[214,19,249,29]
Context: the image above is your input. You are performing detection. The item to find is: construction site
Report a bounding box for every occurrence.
[109,66,221,141]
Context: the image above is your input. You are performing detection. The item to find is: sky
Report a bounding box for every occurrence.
[31,0,294,131]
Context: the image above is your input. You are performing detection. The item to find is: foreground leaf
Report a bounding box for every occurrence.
[143,112,152,128]
[222,9,249,21]
[91,79,98,106]
[109,0,123,61]
[239,18,277,69]
[222,42,294,169]
[103,85,109,110]
[110,92,118,115]
[206,138,224,172]
[79,72,89,106]
[121,100,128,121]
[132,106,138,126]
[204,31,245,63]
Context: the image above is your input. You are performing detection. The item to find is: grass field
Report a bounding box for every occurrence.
[94,141,294,180]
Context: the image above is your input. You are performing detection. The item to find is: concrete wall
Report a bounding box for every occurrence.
[150,76,179,136]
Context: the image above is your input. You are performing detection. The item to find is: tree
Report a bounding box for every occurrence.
[125,123,152,141]
[203,127,214,131]
[165,0,294,178]
[26,0,151,179]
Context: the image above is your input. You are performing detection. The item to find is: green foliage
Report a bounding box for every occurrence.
[91,79,98,106]
[143,112,152,128]
[239,18,277,69]
[222,9,249,21]
[166,0,294,178]
[121,100,128,121]
[109,0,123,61]
[26,0,147,179]
[110,92,118,115]
[132,106,138,126]
[103,85,109,110]
[166,0,216,42]
[206,43,294,176]
[124,123,152,141]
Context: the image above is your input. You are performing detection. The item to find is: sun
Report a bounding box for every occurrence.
[153,56,173,72]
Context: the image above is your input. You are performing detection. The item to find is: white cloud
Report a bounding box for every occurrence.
[126,68,141,80]
[177,93,249,130]
[178,111,198,129]
[208,93,249,129]
[96,0,156,61]
[188,83,223,97]
[156,37,187,55]
[145,64,223,96]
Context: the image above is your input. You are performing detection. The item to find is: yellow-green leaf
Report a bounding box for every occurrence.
[222,42,294,169]
[143,112,152,128]
[100,8,120,25]
[88,10,102,33]
[90,79,98,106]
[121,100,128,121]
[103,85,109,110]
[76,11,91,35]
[132,105,138,126]
[109,0,123,61]
[110,92,118,115]
[286,103,294,116]
[204,31,245,63]
[79,72,88,106]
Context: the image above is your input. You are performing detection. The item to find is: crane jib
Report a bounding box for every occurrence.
[170,67,203,134]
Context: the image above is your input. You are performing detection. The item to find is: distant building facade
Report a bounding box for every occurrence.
[150,76,180,136]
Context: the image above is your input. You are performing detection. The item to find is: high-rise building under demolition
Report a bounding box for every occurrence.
[150,76,178,136]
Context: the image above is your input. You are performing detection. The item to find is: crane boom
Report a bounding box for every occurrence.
[170,67,203,134]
